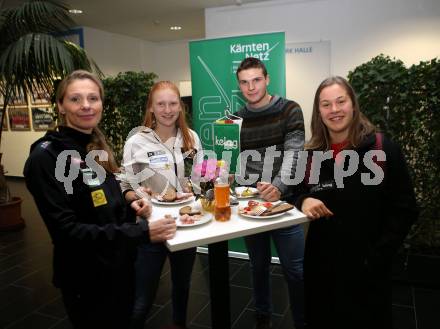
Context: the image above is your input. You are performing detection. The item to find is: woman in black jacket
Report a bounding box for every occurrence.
[295,76,418,329]
[23,70,176,329]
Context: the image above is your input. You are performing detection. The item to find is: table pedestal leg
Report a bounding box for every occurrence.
[208,241,231,329]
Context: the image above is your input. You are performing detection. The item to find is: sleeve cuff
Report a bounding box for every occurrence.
[137,219,151,243]
[123,189,134,198]
[272,177,288,195]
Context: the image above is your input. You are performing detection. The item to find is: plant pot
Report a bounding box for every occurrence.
[0,196,25,231]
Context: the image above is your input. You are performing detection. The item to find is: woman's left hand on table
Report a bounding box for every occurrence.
[131,198,152,219]
[301,197,333,220]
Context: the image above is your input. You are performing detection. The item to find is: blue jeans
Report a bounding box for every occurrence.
[245,224,305,328]
[130,242,196,329]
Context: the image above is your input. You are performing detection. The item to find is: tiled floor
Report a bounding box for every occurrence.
[1,177,439,329]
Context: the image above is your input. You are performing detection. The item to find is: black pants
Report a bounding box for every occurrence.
[130,243,196,329]
[61,274,134,329]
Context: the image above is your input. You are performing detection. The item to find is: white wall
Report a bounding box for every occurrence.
[83,27,156,76]
[206,0,440,74]
[1,130,45,177]
[153,40,191,85]
[84,27,191,85]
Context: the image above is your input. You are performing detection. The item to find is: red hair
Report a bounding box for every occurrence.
[143,81,194,152]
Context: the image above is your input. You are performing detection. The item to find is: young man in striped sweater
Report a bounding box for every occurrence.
[236,57,305,329]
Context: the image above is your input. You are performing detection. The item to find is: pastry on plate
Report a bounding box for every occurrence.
[161,187,177,202]
[179,205,202,216]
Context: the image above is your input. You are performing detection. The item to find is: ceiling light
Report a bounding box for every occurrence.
[69,9,83,14]
[170,26,182,31]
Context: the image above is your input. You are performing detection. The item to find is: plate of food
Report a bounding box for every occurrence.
[176,205,212,227]
[235,186,259,198]
[238,200,294,219]
[150,187,194,205]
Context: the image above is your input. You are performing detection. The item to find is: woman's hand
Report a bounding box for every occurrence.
[148,216,177,242]
[131,198,152,219]
[257,182,281,202]
[301,197,334,220]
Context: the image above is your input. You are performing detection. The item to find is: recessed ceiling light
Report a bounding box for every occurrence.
[170,26,182,31]
[69,9,83,14]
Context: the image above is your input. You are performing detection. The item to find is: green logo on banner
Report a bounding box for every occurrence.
[214,136,238,150]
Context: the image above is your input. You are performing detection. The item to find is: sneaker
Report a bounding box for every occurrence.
[255,314,272,329]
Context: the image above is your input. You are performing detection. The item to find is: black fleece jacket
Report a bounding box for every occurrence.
[24,126,149,289]
[295,133,418,328]
[296,133,418,268]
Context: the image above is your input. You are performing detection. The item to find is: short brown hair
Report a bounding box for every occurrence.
[236,57,268,79]
[306,76,376,150]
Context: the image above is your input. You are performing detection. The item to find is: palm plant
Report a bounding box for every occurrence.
[0,0,101,203]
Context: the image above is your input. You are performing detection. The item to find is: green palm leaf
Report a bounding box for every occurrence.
[0,0,101,143]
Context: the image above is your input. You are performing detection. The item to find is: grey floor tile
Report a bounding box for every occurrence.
[37,296,66,319]
[232,309,283,329]
[0,266,33,289]
[0,285,32,309]
[414,287,440,329]
[392,283,414,307]
[392,305,417,329]
[4,312,59,329]
[230,285,253,323]
[48,317,73,329]
[0,284,59,328]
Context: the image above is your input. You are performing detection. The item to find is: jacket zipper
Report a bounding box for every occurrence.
[152,130,179,189]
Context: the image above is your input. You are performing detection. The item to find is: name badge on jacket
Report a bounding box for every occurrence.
[149,155,171,170]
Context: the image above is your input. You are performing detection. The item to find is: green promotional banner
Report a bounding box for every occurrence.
[212,122,240,173]
[189,32,286,150]
[189,32,286,257]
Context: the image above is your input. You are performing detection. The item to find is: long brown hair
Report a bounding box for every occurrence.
[143,81,195,152]
[306,76,376,150]
[56,70,119,173]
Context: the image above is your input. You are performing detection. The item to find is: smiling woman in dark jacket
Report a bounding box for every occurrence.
[295,76,418,329]
[23,70,176,329]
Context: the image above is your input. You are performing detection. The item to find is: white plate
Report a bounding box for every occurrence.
[238,210,291,219]
[151,195,195,206]
[177,213,212,227]
[235,186,259,199]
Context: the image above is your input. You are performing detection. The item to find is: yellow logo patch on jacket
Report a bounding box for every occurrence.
[91,189,108,207]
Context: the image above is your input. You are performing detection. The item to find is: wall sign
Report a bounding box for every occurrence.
[8,107,30,130]
[32,107,55,130]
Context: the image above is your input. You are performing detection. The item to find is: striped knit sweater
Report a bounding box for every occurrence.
[236,95,305,198]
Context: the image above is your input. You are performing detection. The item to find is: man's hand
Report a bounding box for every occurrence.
[131,198,152,219]
[257,182,281,202]
[148,216,177,243]
[301,197,334,220]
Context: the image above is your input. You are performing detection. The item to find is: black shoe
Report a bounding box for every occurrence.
[255,314,272,329]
